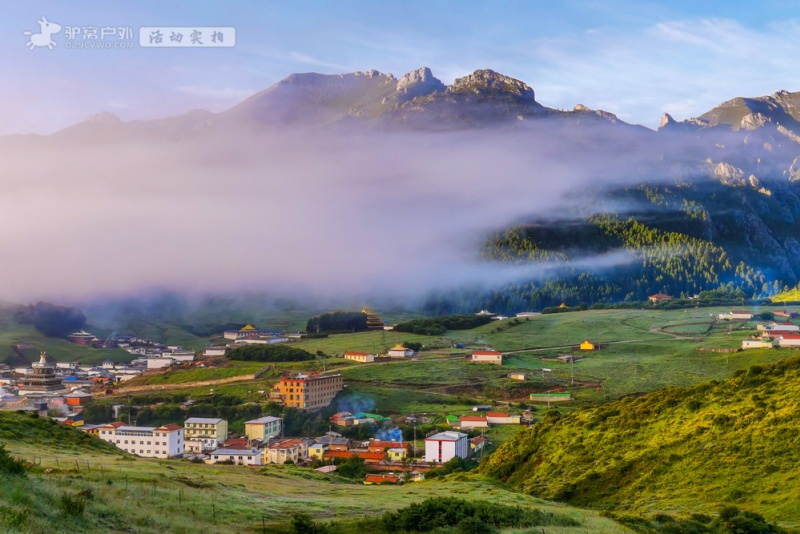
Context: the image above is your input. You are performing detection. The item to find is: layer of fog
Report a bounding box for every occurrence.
[0,123,722,306]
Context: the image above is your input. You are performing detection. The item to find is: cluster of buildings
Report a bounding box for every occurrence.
[0,352,100,422]
[744,318,800,349]
[343,344,414,363]
[88,409,479,477]
[222,324,289,345]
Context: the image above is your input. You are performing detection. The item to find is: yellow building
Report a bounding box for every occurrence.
[183,418,228,442]
[579,340,596,351]
[244,416,282,441]
[386,448,407,461]
[271,373,344,410]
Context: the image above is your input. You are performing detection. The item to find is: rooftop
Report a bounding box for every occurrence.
[185,417,224,424]
[426,431,468,441]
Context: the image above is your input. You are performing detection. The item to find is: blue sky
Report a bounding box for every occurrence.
[2,0,799,134]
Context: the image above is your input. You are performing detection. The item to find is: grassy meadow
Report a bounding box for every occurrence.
[0,414,627,534]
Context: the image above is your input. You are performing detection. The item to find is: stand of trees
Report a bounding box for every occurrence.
[306,311,367,334]
[14,302,87,337]
[227,344,314,362]
[394,315,492,335]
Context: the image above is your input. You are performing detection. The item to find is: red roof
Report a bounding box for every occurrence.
[779,333,800,339]
[364,474,399,484]
[368,441,408,450]
[460,415,487,421]
[324,450,385,461]
[487,412,509,418]
[777,321,796,325]
[470,436,486,444]
[649,293,672,299]
[472,351,501,356]
[345,351,370,356]
[156,424,183,432]
[270,439,305,450]
[102,422,125,429]
[731,310,752,314]
[223,438,249,449]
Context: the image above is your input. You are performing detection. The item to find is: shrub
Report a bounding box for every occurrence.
[290,512,330,534]
[0,445,26,477]
[59,492,87,517]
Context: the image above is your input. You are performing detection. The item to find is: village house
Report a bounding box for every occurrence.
[363,474,401,485]
[367,441,408,459]
[718,310,754,320]
[265,439,308,464]
[648,293,673,305]
[185,437,220,454]
[459,415,489,429]
[471,350,503,365]
[742,339,773,350]
[323,450,386,464]
[244,416,282,441]
[203,346,228,357]
[425,431,469,464]
[270,372,343,410]
[316,435,351,451]
[343,351,376,363]
[97,423,184,458]
[67,330,98,345]
[759,322,800,332]
[207,448,263,466]
[778,333,800,348]
[508,372,526,381]
[386,448,407,461]
[470,435,486,454]
[64,390,93,408]
[331,412,355,427]
[184,417,228,443]
[486,412,522,425]
[308,443,328,460]
[387,344,414,358]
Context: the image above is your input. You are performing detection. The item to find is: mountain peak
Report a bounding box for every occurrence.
[396,67,444,95]
[85,111,122,124]
[659,112,675,129]
[449,69,536,101]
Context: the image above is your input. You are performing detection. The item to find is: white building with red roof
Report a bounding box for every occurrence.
[471,350,503,365]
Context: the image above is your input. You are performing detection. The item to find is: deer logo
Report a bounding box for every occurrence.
[24,17,62,50]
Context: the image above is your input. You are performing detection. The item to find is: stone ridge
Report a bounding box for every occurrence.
[448,69,536,101]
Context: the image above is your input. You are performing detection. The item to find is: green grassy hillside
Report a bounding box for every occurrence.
[481,356,800,527]
[0,412,626,533]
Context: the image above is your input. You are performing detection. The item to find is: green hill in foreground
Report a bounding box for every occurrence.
[0,412,626,533]
[481,356,800,527]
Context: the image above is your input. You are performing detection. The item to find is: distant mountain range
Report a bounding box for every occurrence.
[5,67,800,311]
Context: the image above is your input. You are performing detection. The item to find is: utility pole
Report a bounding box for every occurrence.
[571,357,574,385]
[413,425,417,459]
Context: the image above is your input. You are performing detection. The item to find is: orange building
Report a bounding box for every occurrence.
[270,373,343,410]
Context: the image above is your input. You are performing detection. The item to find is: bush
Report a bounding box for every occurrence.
[0,445,27,477]
[381,497,580,532]
[290,512,330,534]
[59,492,87,517]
